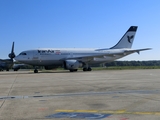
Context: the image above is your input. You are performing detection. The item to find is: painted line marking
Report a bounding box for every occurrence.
[46,112,111,119]
[76,110,98,113]
[56,109,74,112]
[55,109,160,115]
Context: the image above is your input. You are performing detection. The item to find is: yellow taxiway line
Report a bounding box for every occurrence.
[55,109,160,115]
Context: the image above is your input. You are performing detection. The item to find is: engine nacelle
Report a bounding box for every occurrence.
[12,64,25,71]
[44,66,59,70]
[64,60,82,70]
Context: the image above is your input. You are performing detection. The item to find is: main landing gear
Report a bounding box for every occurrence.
[69,69,78,72]
[83,67,92,71]
[82,63,92,72]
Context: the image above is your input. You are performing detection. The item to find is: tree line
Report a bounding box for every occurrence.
[90,60,160,67]
[105,60,160,67]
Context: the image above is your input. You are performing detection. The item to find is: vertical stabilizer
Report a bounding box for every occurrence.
[110,26,138,49]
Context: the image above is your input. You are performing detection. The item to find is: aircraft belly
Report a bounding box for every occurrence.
[19,60,62,66]
[31,54,65,66]
[39,60,62,66]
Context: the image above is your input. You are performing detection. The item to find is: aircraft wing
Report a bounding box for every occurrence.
[63,48,151,62]
[124,48,152,54]
[94,48,152,57]
[0,59,12,62]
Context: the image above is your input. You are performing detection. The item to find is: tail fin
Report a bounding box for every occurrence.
[110,26,138,49]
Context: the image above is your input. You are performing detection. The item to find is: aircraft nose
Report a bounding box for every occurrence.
[14,55,19,61]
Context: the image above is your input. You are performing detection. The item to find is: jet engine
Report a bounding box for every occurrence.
[64,60,82,70]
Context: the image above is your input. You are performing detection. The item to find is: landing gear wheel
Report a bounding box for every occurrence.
[34,69,38,73]
[70,69,74,72]
[70,69,78,72]
[83,68,88,71]
[83,67,92,71]
[87,67,92,71]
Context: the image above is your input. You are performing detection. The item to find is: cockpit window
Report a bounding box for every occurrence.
[19,52,27,55]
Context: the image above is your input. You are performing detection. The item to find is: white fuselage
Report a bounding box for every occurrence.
[15,48,129,66]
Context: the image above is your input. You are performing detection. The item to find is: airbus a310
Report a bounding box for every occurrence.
[15,26,151,73]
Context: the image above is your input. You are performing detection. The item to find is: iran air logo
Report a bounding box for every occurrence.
[127,35,134,43]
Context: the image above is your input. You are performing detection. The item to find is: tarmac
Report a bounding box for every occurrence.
[0,69,160,120]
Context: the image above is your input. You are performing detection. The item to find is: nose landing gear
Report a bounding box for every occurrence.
[34,69,38,73]
[34,66,38,73]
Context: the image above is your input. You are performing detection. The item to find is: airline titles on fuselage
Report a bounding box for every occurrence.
[38,50,61,55]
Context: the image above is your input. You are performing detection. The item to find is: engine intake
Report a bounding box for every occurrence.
[64,60,82,70]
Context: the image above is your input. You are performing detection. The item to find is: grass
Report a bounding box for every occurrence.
[91,66,160,70]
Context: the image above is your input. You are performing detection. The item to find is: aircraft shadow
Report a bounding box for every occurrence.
[0,70,85,75]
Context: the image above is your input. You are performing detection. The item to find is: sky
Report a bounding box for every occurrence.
[0,0,160,60]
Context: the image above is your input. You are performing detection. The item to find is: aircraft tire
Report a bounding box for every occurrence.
[70,69,74,72]
[70,69,78,72]
[83,68,88,71]
[88,67,92,71]
[34,69,38,73]
[83,67,92,71]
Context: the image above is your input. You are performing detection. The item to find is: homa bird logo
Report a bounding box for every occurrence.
[127,35,134,43]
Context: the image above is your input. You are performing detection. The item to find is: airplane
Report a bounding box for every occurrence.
[15,26,151,73]
[0,42,16,71]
